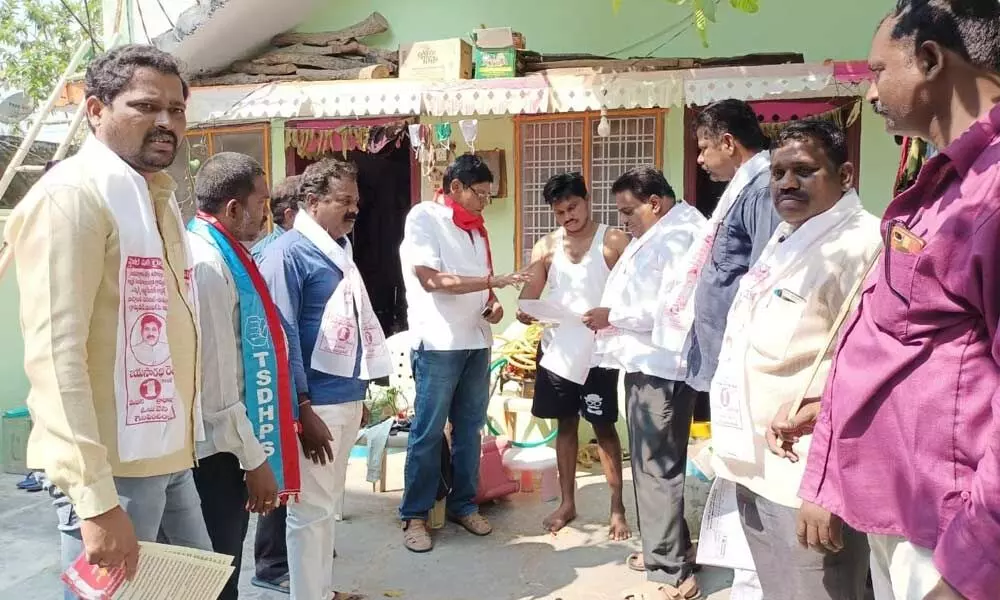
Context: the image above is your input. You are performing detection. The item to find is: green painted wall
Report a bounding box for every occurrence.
[304,0,888,63]
[0,235,28,414]
[302,0,900,214]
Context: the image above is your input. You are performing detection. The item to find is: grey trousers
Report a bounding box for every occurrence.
[624,372,697,587]
[736,484,871,600]
[56,470,212,599]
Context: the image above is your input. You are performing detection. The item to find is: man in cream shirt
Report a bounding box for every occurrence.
[585,167,705,600]
[711,120,879,599]
[4,44,210,588]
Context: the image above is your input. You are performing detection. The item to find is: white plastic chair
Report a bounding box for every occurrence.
[385,330,416,410]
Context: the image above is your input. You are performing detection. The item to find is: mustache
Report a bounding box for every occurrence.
[777,191,808,202]
[144,129,177,145]
[871,100,888,117]
[344,212,359,221]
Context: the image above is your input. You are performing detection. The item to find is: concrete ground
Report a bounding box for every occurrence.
[0,453,733,600]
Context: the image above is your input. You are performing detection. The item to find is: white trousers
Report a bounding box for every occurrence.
[288,401,362,600]
[869,534,941,600]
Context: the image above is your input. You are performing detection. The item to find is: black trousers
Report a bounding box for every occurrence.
[192,452,249,600]
[254,505,289,582]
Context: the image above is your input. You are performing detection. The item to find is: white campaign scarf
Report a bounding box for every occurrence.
[79,137,204,463]
[652,151,771,352]
[709,190,864,463]
[592,209,676,367]
[293,210,391,380]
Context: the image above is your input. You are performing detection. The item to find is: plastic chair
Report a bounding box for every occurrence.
[385,330,416,408]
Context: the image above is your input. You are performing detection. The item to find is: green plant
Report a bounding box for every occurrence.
[0,0,102,104]
[613,0,760,48]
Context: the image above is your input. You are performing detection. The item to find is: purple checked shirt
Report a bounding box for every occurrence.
[800,103,1000,600]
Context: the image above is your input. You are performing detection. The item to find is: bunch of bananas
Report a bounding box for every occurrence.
[495,323,544,377]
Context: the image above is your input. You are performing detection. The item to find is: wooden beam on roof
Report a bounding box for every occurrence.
[270,12,389,47]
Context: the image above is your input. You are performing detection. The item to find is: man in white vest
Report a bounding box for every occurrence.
[5,45,211,592]
[258,158,390,600]
[516,172,630,539]
[712,119,879,599]
[585,167,706,600]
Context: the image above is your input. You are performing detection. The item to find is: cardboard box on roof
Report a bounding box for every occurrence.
[472,27,524,79]
[399,38,473,81]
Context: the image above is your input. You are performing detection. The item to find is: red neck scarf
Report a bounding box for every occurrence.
[441,191,493,274]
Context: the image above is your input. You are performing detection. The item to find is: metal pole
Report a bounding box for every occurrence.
[0,41,92,202]
[50,32,125,162]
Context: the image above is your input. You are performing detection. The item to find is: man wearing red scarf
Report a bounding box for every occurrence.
[398,154,527,553]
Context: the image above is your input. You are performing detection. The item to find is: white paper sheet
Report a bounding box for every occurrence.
[696,478,757,571]
[518,299,594,385]
[517,299,579,324]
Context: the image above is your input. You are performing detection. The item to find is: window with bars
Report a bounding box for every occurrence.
[164,125,271,223]
[514,110,664,267]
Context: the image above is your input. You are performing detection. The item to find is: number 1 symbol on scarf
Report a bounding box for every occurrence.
[139,378,161,400]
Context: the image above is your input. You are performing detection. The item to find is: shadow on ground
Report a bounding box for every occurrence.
[0,454,733,600]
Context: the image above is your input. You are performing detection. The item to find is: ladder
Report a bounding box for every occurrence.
[0,40,94,202]
[0,0,128,204]
[0,0,126,276]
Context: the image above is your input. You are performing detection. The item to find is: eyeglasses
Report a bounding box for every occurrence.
[466,186,492,202]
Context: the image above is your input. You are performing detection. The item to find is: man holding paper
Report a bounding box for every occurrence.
[398,154,527,553]
[711,120,879,599]
[258,158,388,600]
[5,45,212,592]
[187,153,301,600]
[516,172,630,538]
[652,99,778,596]
[586,167,705,600]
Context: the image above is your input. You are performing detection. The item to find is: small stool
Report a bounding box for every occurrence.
[502,445,559,502]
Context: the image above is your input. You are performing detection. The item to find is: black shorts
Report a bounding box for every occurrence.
[532,348,620,424]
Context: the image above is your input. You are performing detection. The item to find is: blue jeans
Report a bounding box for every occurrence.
[399,347,490,521]
[56,470,212,599]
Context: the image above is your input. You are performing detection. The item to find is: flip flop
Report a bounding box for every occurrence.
[251,574,290,594]
[626,550,702,574]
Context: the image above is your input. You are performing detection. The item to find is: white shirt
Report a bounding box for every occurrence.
[595,201,706,379]
[401,201,492,351]
[187,232,268,470]
[712,197,881,508]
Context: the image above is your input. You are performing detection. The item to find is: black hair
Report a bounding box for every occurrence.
[85,44,189,105]
[542,172,588,205]
[194,152,265,215]
[610,166,676,203]
[443,153,493,191]
[270,175,302,226]
[694,99,768,152]
[773,119,849,168]
[888,0,1000,71]
[299,158,358,201]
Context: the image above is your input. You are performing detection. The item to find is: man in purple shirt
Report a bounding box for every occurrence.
[771,2,1000,599]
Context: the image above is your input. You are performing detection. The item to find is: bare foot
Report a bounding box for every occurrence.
[608,510,632,541]
[542,503,577,533]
